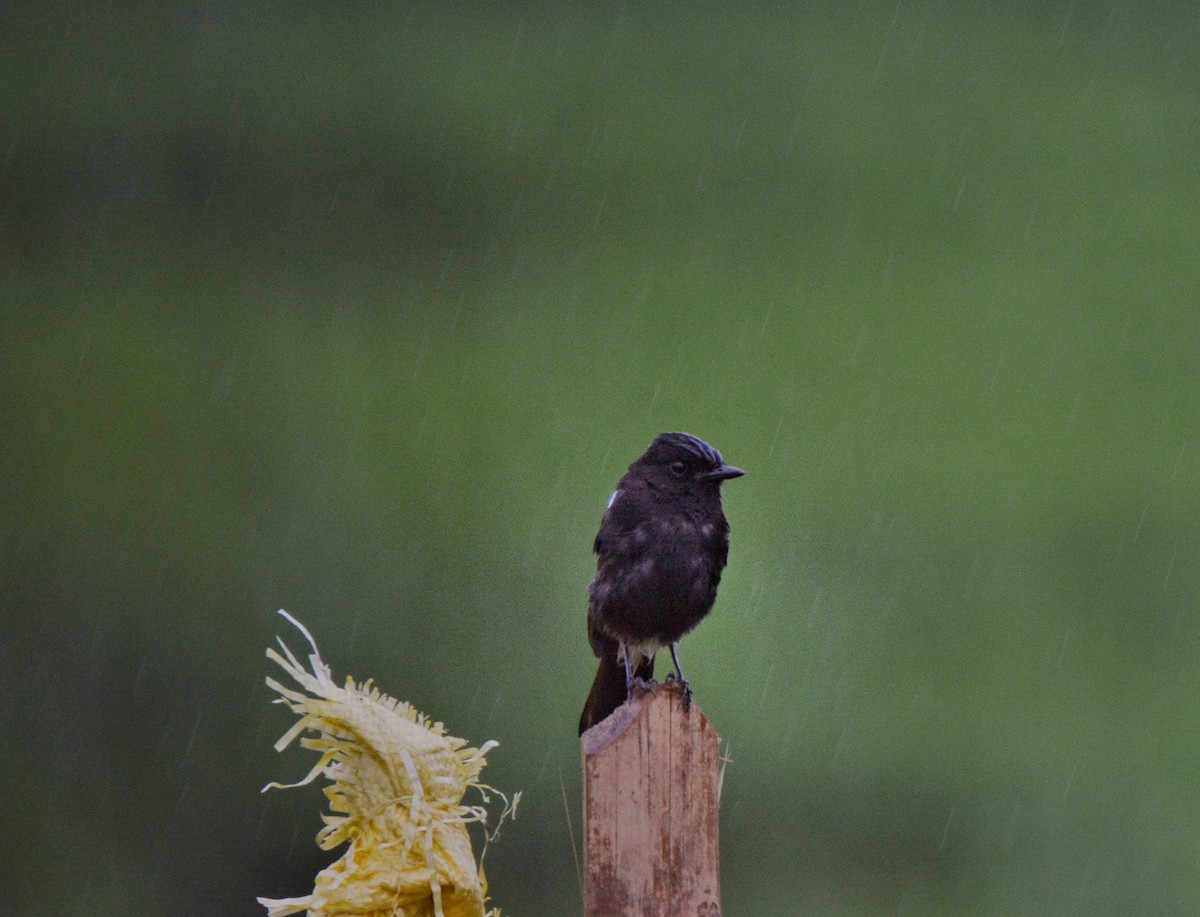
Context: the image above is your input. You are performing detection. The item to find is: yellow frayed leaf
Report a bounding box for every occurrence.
[258,611,518,917]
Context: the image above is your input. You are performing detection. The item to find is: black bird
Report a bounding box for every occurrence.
[579,432,744,735]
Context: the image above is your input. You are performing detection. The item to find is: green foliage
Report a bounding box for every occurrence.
[2,2,1198,914]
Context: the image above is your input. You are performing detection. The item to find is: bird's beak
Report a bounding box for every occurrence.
[702,464,745,482]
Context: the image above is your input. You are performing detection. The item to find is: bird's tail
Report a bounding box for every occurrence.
[579,635,655,735]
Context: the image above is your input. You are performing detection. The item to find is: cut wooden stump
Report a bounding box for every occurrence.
[581,681,722,917]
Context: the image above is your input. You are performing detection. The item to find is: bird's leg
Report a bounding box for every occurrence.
[623,643,654,695]
[668,643,692,704]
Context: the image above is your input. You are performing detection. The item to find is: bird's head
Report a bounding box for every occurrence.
[629,432,745,495]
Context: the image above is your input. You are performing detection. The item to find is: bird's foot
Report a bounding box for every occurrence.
[669,676,693,707]
[629,676,657,695]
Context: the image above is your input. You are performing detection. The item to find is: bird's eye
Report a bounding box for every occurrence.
[669,461,687,477]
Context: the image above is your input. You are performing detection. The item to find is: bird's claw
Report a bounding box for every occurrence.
[672,672,700,710]
[629,676,656,695]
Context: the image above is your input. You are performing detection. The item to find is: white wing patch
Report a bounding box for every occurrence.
[606,489,621,510]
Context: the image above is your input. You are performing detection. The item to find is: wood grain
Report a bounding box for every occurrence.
[581,681,722,917]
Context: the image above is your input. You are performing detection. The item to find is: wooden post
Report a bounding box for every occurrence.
[581,681,722,917]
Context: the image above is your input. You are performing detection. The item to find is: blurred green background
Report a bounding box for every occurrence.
[2,2,1198,914]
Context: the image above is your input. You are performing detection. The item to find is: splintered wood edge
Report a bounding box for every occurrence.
[580,681,714,756]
